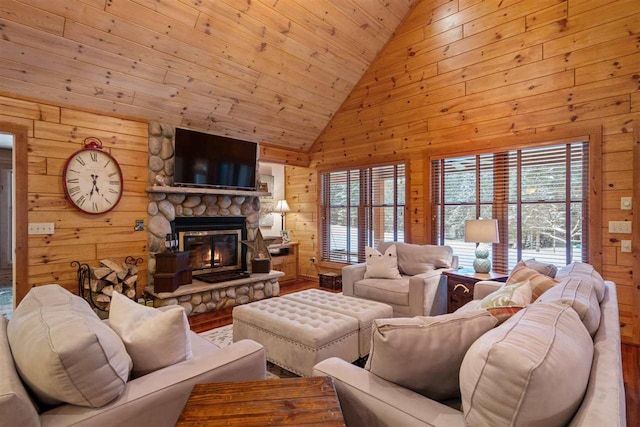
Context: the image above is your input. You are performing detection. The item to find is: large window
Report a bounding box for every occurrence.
[431,142,589,273]
[321,164,405,263]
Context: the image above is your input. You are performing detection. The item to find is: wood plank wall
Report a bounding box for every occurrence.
[0,93,149,301]
[292,0,639,343]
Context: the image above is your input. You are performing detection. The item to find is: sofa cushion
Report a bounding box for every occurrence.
[354,277,410,306]
[535,276,601,336]
[556,262,605,303]
[479,280,532,309]
[109,291,192,377]
[518,259,558,277]
[460,301,593,427]
[365,310,498,401]
[507,264,558,302]
[7,285,132,408]
[364,245,401,279]
[378,242,453,275]
[0,316,39,427]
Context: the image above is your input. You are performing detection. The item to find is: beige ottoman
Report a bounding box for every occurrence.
[282,289,393,357]
[232,298,359,377]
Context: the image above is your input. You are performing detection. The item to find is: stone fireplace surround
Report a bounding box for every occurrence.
[145,122,279,315]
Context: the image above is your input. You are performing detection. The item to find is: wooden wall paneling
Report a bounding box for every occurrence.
[632,119,640,343]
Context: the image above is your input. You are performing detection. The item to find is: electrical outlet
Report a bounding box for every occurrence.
[621,240,632,253]
[28,222,54,235]
[310,257,316,263]
[608,221,632,234]
[621,197,632,210]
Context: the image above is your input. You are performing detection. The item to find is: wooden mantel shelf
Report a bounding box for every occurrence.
[146,185,270,197]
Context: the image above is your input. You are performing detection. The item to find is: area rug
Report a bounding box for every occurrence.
[199,324,297,379]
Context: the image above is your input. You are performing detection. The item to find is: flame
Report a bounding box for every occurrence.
[213,248,221,265]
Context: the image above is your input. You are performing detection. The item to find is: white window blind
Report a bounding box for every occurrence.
[432,142,589,273]
[321,164,405,263]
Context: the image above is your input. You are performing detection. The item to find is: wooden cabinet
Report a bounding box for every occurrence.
[269,242,298,284]
[444,269,508,313]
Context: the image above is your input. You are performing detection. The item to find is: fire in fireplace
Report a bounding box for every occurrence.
[173,217,247,274]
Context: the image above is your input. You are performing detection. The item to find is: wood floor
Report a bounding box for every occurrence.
[189,278,640,427]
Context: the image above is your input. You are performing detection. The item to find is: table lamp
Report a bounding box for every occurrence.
[464,219,499,273]
[275,199,291,230]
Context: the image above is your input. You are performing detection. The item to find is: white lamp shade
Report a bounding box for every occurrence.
[464,219,499,244]
[275,200,291,213]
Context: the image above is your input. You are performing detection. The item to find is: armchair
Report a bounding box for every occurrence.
[342,242,457,317]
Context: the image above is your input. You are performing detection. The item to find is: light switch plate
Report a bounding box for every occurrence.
[28,222,55,235]
[621,197,632,210]
[621,240,632,253]
[608,221,632,234]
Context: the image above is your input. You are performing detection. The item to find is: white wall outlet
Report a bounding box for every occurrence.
[621,197,632,210]
[608,221,632,234]
[621,240,632,253]
[28,222,55,235]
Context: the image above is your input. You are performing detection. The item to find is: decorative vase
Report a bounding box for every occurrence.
[473,244,491,273]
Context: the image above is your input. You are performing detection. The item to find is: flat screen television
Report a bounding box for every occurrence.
[174,128,257,190]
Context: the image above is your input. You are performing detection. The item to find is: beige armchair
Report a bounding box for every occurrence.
[342,242,457,317]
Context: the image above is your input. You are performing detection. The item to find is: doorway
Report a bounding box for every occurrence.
[0,132,13,318]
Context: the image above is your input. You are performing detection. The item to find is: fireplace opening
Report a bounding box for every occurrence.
[173,217,247,280]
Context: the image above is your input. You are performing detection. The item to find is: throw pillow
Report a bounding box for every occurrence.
[519,258,558,278]
[378,242,453,275]
[109,292,192,377]
[479,280,532,309]
[7,285,132,408]
[535,277,601,336]
[460,302,593,427]
[365,310,498,401]
[556,262,606,303]
[507,263,558,302]
[364,244,402,279]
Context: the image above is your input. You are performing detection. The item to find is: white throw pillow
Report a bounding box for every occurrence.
[479,280,532,309]
[7,285,131,408]
[109,292,192,376]
[364,244,402,279]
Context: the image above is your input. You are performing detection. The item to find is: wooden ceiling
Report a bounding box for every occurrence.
[0,0,416,151]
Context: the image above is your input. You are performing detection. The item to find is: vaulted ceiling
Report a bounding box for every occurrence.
[0,0,416,151]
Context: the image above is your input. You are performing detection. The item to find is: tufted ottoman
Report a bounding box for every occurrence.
[281,289,393,357]
[232,298,359,376]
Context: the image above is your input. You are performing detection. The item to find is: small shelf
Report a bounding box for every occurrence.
[146,185,271,197]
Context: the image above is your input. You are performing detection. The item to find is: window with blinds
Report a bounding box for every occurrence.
[431,142,589,273]
[321,164,405,263]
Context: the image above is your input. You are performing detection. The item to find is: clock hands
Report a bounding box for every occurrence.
[89,174,100,198]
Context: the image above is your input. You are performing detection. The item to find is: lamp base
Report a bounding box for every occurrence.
[473,244,491,273]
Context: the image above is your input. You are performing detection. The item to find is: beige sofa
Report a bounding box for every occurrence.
[0,286,266,427]
[315,269,625,426]
[342,242,457,317]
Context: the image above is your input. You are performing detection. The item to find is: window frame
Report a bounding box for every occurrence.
[424,128,602,273]
[318,159,409,266]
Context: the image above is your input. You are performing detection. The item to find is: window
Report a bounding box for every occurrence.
[431,142,589,273]
[321,164,405,263]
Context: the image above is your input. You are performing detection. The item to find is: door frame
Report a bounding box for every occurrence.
[0,123,28,306]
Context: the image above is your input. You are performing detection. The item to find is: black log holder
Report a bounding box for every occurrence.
[72,256,143,313]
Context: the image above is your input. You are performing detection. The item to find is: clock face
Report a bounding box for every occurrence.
[63,148,123,214]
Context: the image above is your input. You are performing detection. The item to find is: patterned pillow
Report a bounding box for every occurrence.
[508,264,558,302]
[519,259,557,278]
[364,244,402,279]
[480,280,531,309]
[486,306,524,325]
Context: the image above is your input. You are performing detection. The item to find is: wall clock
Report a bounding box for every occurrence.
[62,137,123,214]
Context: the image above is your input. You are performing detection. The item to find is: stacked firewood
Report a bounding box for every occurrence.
[84,259,138,311]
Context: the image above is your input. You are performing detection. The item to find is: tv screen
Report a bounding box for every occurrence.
[174,128,257,190]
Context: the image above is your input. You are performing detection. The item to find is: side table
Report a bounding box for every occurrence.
[177,377,345,426]
[444,269,508,313]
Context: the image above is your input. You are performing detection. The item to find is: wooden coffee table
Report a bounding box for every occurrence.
[177,377,346,426]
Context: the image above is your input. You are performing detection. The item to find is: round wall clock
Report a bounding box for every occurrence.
[62,137,123,214]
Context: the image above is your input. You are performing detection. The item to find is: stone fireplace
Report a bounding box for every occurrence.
[145,122,281,315]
